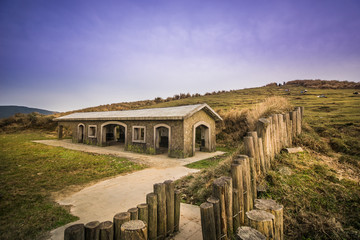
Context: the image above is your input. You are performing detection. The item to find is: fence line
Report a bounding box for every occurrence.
[201,106,303,240]
[64,179,180,240]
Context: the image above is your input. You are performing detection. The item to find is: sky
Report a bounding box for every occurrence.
[0,0,360,112]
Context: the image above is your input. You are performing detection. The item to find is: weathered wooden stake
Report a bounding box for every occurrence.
[257,118,271,167]
[244,136,256,165]
[285,113,292,147]
[246,210,275,239]
[296,107,302,135]
[300,106,304,118]
[154,183,167,240]
[174,190,181,232]
[207,196,221,240]
[272,114,279,154]
[232,188,240,232]
[64,224,84,240]
[258,137,266,174]
[290,111,297,138]
[249,157,257,201]
[137,203,149,225]
[255,199,284,240]
[200,202,217,240]
[237,155,252,217]
[231,162,244,225]
[212,178,228,239]
[247,132,261,175]
[146,192,158,240]
[114,212,130,240]
[164,180,175,235]
[221,176,233,237]
[99,221,113,240]
[128,207,139,220]
[277,114,284,150]
[85,221,100,240]
[120,220,147,240]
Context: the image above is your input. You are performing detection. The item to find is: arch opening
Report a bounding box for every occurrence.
[101,122,127,147]
[154,124,171,155]
[78,124,85,143]
[193,122,211,155]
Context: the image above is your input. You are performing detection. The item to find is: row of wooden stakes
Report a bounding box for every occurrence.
[200,107,304,240]
[64,180,181,240]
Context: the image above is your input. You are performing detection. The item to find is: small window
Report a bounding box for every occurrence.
[133,126,145,143]
[88,125,97,138]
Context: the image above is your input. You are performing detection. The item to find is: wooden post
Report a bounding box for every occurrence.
[268,116,275,162]
[85,221,100,240]
[258,138,266,174]
[231,163,244,225]
[300,106,304,118]
[246,210,275,239]
[164,180,175,235]
[236,226,266,240]
[271,114,278,154]
[254,199,284,240]
[128,207,138,220]
[212,178,228,240]
[247,132,261,175]
[114,212,130,240]
[249,157,257,201]
[174,190,181,232]
[290,111,297,138]
[207,197,221,240]
[237,155,252,216]
[200,202,217,240]
[154,183,167,240]
[257,118,271,169]
[99,221,113,240]
[296,107,302,135]
[221,176,233,237]
[285,113,292,147]
[120,220,147,240]
[146,193,158,240]
[244,136,256,162]
[276,114,283,150]
[233,188,240,232]
[64,224,84,240]
[137,203,149,225]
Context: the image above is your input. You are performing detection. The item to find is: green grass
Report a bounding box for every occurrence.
[0,131,145,240]
[170,85,360,238]
[264,151,360,239]
[185,146,236,169]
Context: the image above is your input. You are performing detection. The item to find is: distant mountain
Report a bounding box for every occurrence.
[0,105,56,119]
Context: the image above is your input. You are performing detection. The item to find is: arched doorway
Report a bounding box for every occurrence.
[78,124,85,143]
[193,122,210,155]
[101,121,127,146]
[154,124,171,154]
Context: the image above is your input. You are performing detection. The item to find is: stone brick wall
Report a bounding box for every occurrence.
[57,109,217,158]
[183,110,216,157]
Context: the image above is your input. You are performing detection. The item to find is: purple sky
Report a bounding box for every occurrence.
[1,0,360,112]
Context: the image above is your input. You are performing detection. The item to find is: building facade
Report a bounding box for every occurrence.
[54,104,222,158]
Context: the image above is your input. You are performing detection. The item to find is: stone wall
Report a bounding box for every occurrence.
[57,109,218,158]
[183,110,216,157]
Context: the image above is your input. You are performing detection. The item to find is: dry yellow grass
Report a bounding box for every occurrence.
[216,96,292,144]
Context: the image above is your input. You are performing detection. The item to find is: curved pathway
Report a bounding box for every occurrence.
[34,140,223,239]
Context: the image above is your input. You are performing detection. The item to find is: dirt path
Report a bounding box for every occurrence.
[34,140,223,239]
[34,139,224,168]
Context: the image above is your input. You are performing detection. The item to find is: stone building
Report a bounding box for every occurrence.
[54,104,222,158]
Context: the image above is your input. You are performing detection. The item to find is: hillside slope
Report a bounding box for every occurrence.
[0,105,55,119]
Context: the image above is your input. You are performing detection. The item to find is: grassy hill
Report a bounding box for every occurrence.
[0,80,359,239]
[0,105,56,119]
